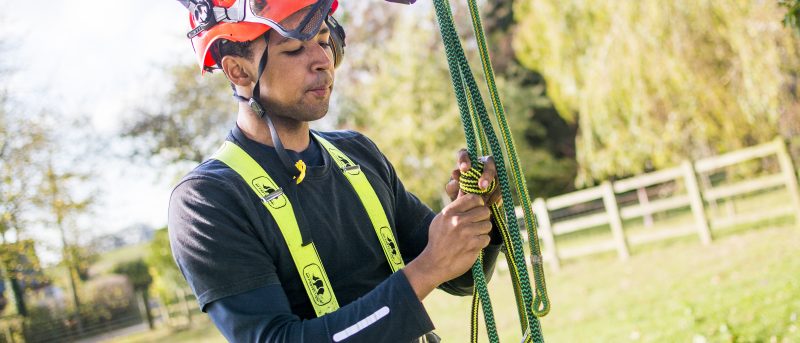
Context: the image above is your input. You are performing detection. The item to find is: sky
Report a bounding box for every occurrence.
[2,0,193,244]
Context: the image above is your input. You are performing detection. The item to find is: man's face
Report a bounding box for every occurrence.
[253,8,335,123]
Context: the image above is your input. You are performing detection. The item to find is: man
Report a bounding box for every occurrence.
[169,1,503,341]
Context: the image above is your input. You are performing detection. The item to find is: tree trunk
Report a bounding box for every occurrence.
[9,278,26,317]
[141,290,154,330]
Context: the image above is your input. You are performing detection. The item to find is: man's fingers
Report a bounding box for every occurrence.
[460,206,491,223]
[445,176,459,199]
[449,193,484,211]
[451,169,461,182]
[461,220,493,236]
[457,149,470,173]
[445,177,458,191]
[479,155,497,190]
[487,188,502,206]
[472,234,491,250]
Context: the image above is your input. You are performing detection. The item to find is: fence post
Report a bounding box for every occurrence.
[699,173,720,215]
[4,325,14,343]
[682,161,713,245]
[636,187,654,228]
[775,137,800,224]
[601,181,630,260]
[157,298,171,327]
[533,198,559,271]
[178,288,193,326]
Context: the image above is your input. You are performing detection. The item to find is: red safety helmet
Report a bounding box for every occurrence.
[180,0,340,72]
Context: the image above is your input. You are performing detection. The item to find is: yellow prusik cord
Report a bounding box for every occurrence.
[294,160,307,184]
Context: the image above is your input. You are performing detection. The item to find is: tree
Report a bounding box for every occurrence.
[481,0,578,197]
[336,6,466,208]
[0,241,49,317]
[122,63,235,166]
[113,259,155,329]
[1,30,100,326]
[336,2,580,205]
[782,0,800,34]
[145,228,187,305]
[35,153,94,330]
[0,52,50,318]
[514,0,800,185]
[0,276,6,313]
[122,2,582,206]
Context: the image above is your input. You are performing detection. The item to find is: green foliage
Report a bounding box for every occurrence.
[498,72,578,196]
[336,2,577,205]
[481,0,579,196]
[146,228,187,303]
[123,2,580,206]
[65,245,97,282]
[336,8,465,208]
[123,64,235,165]
[78,275,138,324]
[112,259,153,292]
[781,0,800,34]
[90,243,147,276]
[514,0,800,185]
[0,94,49,240]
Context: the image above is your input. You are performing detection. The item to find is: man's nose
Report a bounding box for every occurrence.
[309,42,334,71]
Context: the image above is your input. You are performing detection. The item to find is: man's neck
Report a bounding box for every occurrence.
[236,103,310,152]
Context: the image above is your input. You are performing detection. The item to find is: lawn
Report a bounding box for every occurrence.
[113,221,799,342]
[112,319,225,343]
[426,223,800,342]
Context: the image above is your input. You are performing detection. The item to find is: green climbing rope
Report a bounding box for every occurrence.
[431,0,550,342]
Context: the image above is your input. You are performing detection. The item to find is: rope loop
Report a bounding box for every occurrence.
[533,295,550,317]
[458,160,496,196]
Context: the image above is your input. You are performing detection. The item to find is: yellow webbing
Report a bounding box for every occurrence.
[314,134,405,272]
[212,137,405,316]
[212,141,339,316]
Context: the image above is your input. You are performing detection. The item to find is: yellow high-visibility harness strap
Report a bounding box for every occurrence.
[211,136,404,317]
[313,134,405,273]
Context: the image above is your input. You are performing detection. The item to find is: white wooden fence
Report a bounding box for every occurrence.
[520,137,800,271]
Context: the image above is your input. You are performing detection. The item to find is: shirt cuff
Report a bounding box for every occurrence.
[392,271,435,333]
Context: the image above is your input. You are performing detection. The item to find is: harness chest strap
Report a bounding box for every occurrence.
[211,137,404,317]
[312,133,405,272]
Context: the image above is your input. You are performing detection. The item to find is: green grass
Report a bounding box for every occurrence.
[109,188,800,342]
[425,223,800,342]
[112,317,225,343]
[113,223,799,343]
[90,243,149,276]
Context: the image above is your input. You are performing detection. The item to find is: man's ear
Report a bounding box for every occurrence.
[221,55,254,88]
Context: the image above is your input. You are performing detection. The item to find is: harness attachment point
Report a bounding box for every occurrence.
[261,188,285,203]
[342,164,361,173]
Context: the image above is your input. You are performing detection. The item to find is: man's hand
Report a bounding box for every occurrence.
[445,149,501,205]
[403,193,492,300]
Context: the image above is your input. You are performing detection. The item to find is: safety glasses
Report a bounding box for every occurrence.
[187,0,335,42]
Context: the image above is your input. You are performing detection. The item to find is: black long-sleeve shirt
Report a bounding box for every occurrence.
[168,126,500,342]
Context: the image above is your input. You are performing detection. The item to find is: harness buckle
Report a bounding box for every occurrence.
[261,188,284,204]
[342,165,361,173]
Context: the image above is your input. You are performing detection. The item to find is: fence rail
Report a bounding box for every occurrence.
[0,287,201,343]
[522,137,800,271]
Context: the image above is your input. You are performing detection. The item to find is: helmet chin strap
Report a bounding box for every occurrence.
[233,34,307,184]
